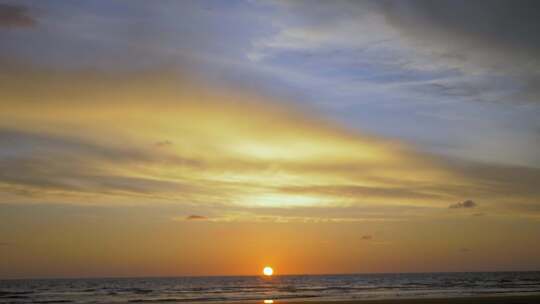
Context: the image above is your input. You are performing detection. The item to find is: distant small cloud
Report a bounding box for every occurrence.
[155,140,173,147]
[361,235,373,240]
[449,199,476,209]
[186,214,208,220]
[0,4,35,28]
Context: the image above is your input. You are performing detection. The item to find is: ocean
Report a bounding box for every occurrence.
[1,272,540,303]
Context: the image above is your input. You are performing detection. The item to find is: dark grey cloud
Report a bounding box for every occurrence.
[417,82,483,99]
[155,140,173,147]
[380,0,540,102]
[0,4,35,28]
[276,0,540,103]
[381,0,540,60]
[449,199,476,209]
[186,214,208,220]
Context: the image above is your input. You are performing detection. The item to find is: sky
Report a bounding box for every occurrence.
[0,0,540,279]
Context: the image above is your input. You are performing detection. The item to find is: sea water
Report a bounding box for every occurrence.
[1,272,540,303]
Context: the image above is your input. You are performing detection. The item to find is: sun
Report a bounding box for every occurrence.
[263,266,274,276]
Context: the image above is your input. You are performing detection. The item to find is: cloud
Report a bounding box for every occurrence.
[279,184,446,201]
[0,65,456,210]
[186,215,208,220]
[0,65,538,219]
[380,0,540,102]
[0,128,200,200]
[381,0,540,65]
[361,235,373,240]
[0,241,15,248]
[0,4,35,28]
[449,200,476,209]
[261,0,540,103]
[155,140,173,147]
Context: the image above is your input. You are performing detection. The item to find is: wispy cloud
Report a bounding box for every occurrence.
[381,0,540,102]
[0,4,35,28]
[262,0,540,104]
[239,1,540,169]
[186,215,208,221]
[0,63,538,220]
[449,200,476,209]
[155,140,173,147]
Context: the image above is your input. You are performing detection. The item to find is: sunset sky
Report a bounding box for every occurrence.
[1,0,540,279]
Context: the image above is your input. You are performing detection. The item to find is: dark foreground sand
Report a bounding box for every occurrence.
[282,295,540,304]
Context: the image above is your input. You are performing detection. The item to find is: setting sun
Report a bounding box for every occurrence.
[263,266,274,276]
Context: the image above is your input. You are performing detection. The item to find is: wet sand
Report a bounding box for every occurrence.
[282,295,540,304]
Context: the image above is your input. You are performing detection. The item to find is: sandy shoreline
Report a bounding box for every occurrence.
[279,295,540,304]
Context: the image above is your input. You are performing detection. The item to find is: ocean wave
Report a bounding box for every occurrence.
[1,272,540,304]
[31,300,72,304]
[129,297,228,302]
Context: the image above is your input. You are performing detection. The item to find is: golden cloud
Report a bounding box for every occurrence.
[0,66,538,220]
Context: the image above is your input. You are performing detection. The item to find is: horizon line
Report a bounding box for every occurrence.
[3,269,540,281]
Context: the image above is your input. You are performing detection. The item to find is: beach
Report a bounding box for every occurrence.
[282,295,540,304]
